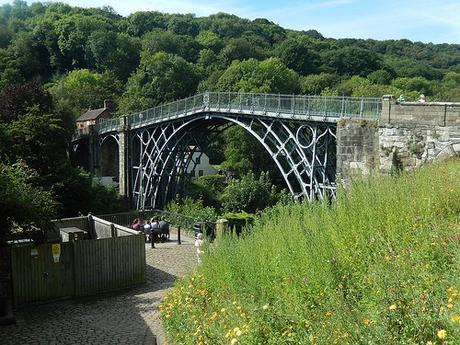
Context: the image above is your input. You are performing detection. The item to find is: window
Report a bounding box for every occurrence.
[195,156,201,164]
[198,170,204,177]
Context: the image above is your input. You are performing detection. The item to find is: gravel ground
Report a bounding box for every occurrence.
[0,231,198,345]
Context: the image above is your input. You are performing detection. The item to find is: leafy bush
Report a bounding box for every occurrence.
[0,162,56,243]
[222,171,278,213]
[162,159,460,344]
[221,212,256,235]
[166,197,218,223]
[185,174,226,209]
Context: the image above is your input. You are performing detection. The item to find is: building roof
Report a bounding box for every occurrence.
[76,108,107,122]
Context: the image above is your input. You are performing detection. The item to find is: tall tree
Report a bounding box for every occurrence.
[50,69,122,117]
[118,52,200,113]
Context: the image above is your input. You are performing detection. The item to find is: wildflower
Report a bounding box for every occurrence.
[262,304,269,310]
[426,341,434,345]
[437,329,447,340]
[231,338,238,344]
[221,308,226,313]
[451,314,460,323]
[325,310,333,317]
[363,318,371,325]
[389,304,397,310]
[235,329,242,337]
[447,303,453,309]
[208,311,218,322]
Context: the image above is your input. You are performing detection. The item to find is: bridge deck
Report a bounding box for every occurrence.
[96,92,382,134]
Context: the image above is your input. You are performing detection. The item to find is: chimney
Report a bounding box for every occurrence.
[103,99,113,112]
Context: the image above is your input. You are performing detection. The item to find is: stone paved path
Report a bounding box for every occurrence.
[0,231,197,345]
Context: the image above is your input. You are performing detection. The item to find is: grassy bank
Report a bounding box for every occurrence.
[161,159,460,344]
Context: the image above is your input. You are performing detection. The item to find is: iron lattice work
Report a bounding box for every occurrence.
[130,113,336,209]
[95,92,381,135]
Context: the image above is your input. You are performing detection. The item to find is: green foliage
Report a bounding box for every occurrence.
[162,159,460,344]
[327,75,405,98]
[141,29,201,62]
[0,82,73,176]
[0,162,56,243]
[118,51,200,113]
[0,1,459,103]
[86,31,140,81]
[49,69,122,118]
[52,164,125,217]
[301,73,338,95]
[185,175,226,210]
[274,37,320,75]
[166,196,218,223]
[221,211,255,235]
[391,76,435,96]
[323,46,382,76]
[0,81,122,218]
[221,171,278,213]
[216,57,301,94]
[195,30,223,52]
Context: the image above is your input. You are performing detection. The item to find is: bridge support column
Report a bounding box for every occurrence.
[336,118,379,186]
[88,126,99,175]
[118,117,129,200]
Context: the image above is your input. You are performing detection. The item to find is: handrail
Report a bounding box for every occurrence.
[95,92,382,134]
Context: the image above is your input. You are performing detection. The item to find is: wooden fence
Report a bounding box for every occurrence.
[11,234,145,305]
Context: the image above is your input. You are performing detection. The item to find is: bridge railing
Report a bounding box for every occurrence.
[96,92,382,133]
[96,117,121,133]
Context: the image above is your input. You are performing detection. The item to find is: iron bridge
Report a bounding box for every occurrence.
[75,92,382,209]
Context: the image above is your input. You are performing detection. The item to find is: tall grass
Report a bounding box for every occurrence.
[161,159,460,344]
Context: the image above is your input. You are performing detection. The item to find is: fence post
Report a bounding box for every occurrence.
[110,223,116,238]
[87,213,96,239]
[177,226,181,245]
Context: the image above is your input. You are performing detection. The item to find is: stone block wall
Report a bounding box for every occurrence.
[379,125,460,174]
[378,97,460,173]
[336,97,460,182]
[336,119,379,183]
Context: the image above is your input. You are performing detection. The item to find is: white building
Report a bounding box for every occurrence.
[186,150,217,178]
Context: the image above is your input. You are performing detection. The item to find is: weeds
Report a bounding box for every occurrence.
[162,159,460,344]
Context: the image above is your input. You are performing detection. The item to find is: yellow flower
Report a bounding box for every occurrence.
[325,310,333,317]
[262,304,269,310]
[235,329,242,337]
[426,341,434,345]
[451,314,460,323]
[231,338,238,345]
[447,303,453,309]
[363,318,371,325]
[221,308,226,313]
[437,329,447,340]
[389,304,397,310]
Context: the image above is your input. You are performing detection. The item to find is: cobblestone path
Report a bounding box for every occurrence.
[0,231,197,345]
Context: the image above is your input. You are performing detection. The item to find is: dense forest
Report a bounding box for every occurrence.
[1,1,460,240]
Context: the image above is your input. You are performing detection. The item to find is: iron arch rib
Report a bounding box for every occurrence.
[130,113,337,209]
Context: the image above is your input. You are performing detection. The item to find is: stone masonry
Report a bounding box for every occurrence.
[336,96,460,181]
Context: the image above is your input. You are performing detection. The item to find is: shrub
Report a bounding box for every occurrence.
[162,159,460,344]
[221,211,256,235]
[222,171,278,213]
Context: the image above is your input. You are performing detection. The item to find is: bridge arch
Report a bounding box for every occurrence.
[99,134,119,179]
[72,140,91,171]
[130,112,336,209]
